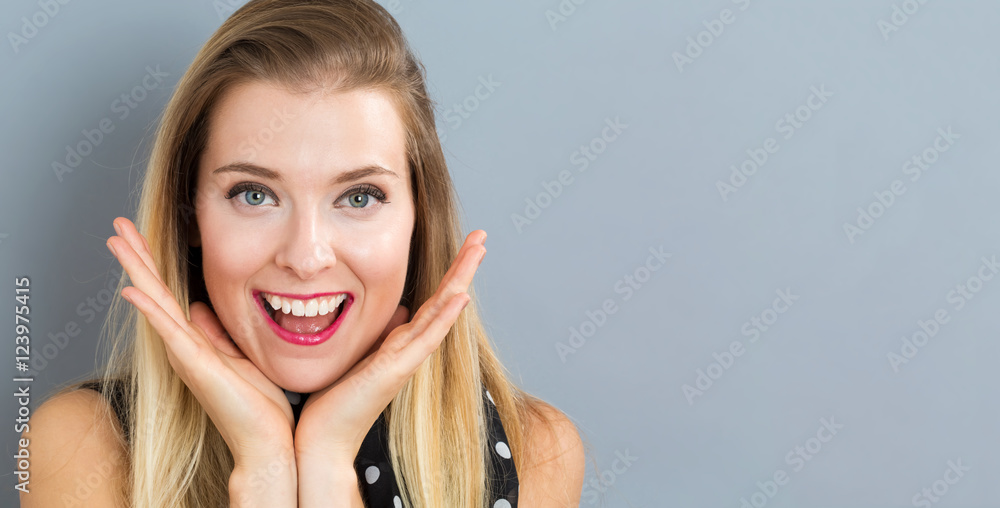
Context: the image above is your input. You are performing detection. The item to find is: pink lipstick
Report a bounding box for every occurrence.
[253,290,353,346]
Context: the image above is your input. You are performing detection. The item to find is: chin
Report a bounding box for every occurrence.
[261,359,345,394]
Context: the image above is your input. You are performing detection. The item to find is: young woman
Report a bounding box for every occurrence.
[22,0,585,506]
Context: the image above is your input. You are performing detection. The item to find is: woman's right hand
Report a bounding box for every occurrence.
[106,217,295,468]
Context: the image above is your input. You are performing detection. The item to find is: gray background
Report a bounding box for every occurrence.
[3,1,999,507]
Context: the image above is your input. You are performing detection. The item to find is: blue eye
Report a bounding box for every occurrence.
[224,181,390,212]
[225,182,276,207]
[338,183,389,211]
[347,193,369,208]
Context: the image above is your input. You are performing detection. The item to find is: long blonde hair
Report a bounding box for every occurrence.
[71,0,559,505]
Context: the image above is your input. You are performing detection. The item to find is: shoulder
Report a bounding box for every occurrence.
[517,399,586,507]
[20,386,128,507]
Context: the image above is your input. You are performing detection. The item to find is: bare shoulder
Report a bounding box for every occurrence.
[517,399,586,507]
[20,387,128,507]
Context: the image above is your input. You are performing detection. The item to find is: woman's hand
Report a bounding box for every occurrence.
[106,217,296,469]
[293,230,487,466]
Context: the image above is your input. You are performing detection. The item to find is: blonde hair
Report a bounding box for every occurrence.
[63,0,565,505]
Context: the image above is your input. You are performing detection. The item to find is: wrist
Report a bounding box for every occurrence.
[229,450,298,508]
[233,439,296,469]
[295,448,358,478]
[294,426,358,468]
[296,453,364,507]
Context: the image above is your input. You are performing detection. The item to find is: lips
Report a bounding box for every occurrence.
[253,290,353,346]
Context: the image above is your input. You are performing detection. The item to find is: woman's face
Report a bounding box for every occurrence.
[190,81,415,394]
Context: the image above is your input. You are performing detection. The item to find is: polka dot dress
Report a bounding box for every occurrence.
[79,378,517,507]
[286,384,519,507]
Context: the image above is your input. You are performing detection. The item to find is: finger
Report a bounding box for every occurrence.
[407,244,481,340]
[112,217,163,284]
[394,291,470,370]
[346,295,465,404]
[121,286,201,363]
[190,301,246,359]
[409,231,485,332]
[436,230,485,297]
[109,231,192,335]
[443,230,486,294]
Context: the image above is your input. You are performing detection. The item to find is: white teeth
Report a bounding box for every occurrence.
[262,292,347,318]
[305,300,318,317]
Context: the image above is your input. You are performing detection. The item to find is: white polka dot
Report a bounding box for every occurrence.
[495,441,511,459]
[494,499,511,508]
[486,389,495,405]
[393,495,402,508]
[364,465,380,484]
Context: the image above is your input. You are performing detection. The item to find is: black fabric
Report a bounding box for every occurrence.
[80,379,519,507]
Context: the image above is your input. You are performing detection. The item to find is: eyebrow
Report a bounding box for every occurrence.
[211,162,400,185]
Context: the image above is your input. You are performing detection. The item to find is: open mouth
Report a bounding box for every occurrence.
[255,290,352,345]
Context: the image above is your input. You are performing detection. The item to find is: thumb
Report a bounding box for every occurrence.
[189,301,246,359]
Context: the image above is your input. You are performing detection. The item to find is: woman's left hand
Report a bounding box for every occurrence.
[293,229,487,465]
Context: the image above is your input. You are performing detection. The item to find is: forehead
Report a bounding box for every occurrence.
[199,81,409,182]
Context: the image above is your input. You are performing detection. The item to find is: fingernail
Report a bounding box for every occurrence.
[113,221,122,236]
[122,292,133,304]
[107,240,117,256]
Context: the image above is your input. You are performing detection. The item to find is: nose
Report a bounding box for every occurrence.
[273,209,336,280]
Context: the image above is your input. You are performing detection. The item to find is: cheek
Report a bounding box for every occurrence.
[201,218,262,268]
[195,219,273,345]
[196,214,262,305]
[341,226,411,289]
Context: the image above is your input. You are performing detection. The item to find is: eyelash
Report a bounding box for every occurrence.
[223,182,389,211]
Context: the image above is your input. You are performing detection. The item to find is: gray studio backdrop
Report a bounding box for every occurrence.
[3,1,1000,506]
